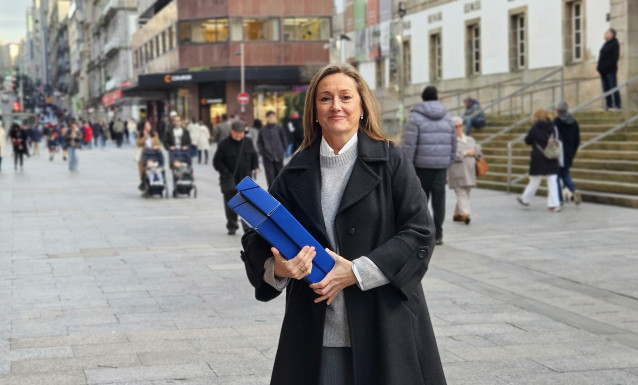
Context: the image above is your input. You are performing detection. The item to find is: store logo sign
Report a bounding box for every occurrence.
[164,74,193,83]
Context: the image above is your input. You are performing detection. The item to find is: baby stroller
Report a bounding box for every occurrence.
[141,149,168,199]
[169,150,197,198]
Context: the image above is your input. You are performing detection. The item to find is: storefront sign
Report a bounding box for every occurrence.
[102,89,123,106]
[164,74,193,83]
[201,98,223,105]
[237,92,250,105]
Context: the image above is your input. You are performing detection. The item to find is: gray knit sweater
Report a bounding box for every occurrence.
[263,136,389,347]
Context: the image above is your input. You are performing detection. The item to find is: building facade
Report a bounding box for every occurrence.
[127,0,332,129]
[48,0,71,111]
[333,0,637,136]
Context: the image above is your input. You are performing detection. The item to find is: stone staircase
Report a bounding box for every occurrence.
[473,112,638,209]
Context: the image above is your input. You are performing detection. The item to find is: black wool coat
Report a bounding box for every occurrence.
[524,120,560,176]
[240,131,447,385]
[597,38,620,75]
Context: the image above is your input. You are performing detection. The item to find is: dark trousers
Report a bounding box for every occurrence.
[198,149,208,164]
[263,159,284,189]
[557,166,577,203]
[601,71,621,109]
[415,168,447,241]
[223,191,249,232]
[14,152,24,169]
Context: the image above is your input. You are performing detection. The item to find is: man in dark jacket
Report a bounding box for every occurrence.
[164,116,191,151]
[597,28,621,110]
[401,86,456,245]
[554,101,582,205]
[462,97,486,135]
[257,110,287,189]
[213,120,259,235]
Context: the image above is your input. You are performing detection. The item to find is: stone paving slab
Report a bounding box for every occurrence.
[1,144,638,384]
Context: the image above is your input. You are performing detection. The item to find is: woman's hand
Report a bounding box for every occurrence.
[310,249,358,305]
[465,149,475,156]
[272,246,315,280]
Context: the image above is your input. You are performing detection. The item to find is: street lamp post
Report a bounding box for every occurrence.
[239,42,245,113]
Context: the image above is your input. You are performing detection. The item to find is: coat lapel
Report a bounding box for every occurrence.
[286,140,330,246]
[337,132,387,214]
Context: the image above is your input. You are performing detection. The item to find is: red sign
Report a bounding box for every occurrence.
[102,89,123,106]
[237,92,250,105]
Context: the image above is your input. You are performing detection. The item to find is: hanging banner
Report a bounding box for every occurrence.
[367,0,379,27]
[355,29,367,61]
[367,25,380,59]
[345,0,354,33]
[354,0,366,31]
[379,21,390,56]
[379,0,392,22]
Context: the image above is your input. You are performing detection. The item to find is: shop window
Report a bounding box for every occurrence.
[179,19,229,44]
[230,17,279,41]
[283,18,330,41]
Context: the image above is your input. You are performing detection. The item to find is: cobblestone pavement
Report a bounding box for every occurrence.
[1,144,637,385]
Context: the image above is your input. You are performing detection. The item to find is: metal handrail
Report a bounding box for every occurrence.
[505,74,638,192]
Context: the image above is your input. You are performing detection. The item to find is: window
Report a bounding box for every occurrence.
[149,39,154,60]
[403,40,411,85]
[283,18,330,41]
[155,35,160,57]
[572,1,582,61]
[375,58,386,89]
[466,23,481,75]
[179,19,229,43]
[230,17,279,41]
[510,13,526,70]
[429,33,442,80]
[168,26,174,49]
[161,30,167,53]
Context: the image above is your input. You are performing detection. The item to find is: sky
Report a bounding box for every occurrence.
[0,0,28,44]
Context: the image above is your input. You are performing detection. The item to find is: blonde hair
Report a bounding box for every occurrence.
[299,64,387,151]
[532,108,553,123]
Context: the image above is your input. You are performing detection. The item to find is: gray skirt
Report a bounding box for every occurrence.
[319,347,354,385]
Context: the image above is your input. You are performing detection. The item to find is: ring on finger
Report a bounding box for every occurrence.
[300,266,306,273]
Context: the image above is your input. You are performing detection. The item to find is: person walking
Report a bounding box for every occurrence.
[136,120,160,190]
[9,123,29,171]
[240,64,446,385]
[82,120,93,149]
[448,116,482,225]
[31,124,43,156]
[461,97,486,135]
[196,120,211,164]
[0,121,6,172]
[517,108,561,212]
[164,116,192,152]
[65,121,82,173]
[597,28,621,110]
[554,101,582,205]
[113,119,125,148]
[213,120,259,235]
[213,113,232,144]
[186,117,200,159]
[401,85,456,245]
[257,110,287,189]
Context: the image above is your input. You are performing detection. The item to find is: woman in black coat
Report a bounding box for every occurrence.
[240,64,446,385]
[517,108,561,211]
[9,123,28,171]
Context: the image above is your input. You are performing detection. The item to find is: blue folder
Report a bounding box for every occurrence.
[227,177,335,284]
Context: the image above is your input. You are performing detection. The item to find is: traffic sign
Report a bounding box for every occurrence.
[237,92,249,105]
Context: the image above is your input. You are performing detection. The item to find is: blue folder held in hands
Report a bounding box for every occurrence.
[227,177,335,284]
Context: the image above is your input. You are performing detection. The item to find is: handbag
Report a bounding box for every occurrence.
[220,138,247,195]
[475,157,489,177]
[536,126,562,161]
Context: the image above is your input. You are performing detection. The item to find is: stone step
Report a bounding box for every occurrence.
[480,172,638,195]
[486,165,638,184]
[476,181,638,209]
[480,133,638,145]
[482,147,638,160]
[581,141,638,151]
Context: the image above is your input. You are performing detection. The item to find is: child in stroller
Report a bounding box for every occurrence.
[141,148,168,198]
[169,149,197,198]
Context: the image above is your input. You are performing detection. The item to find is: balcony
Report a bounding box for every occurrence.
[102,0,119,21]
[103,39,124,58]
